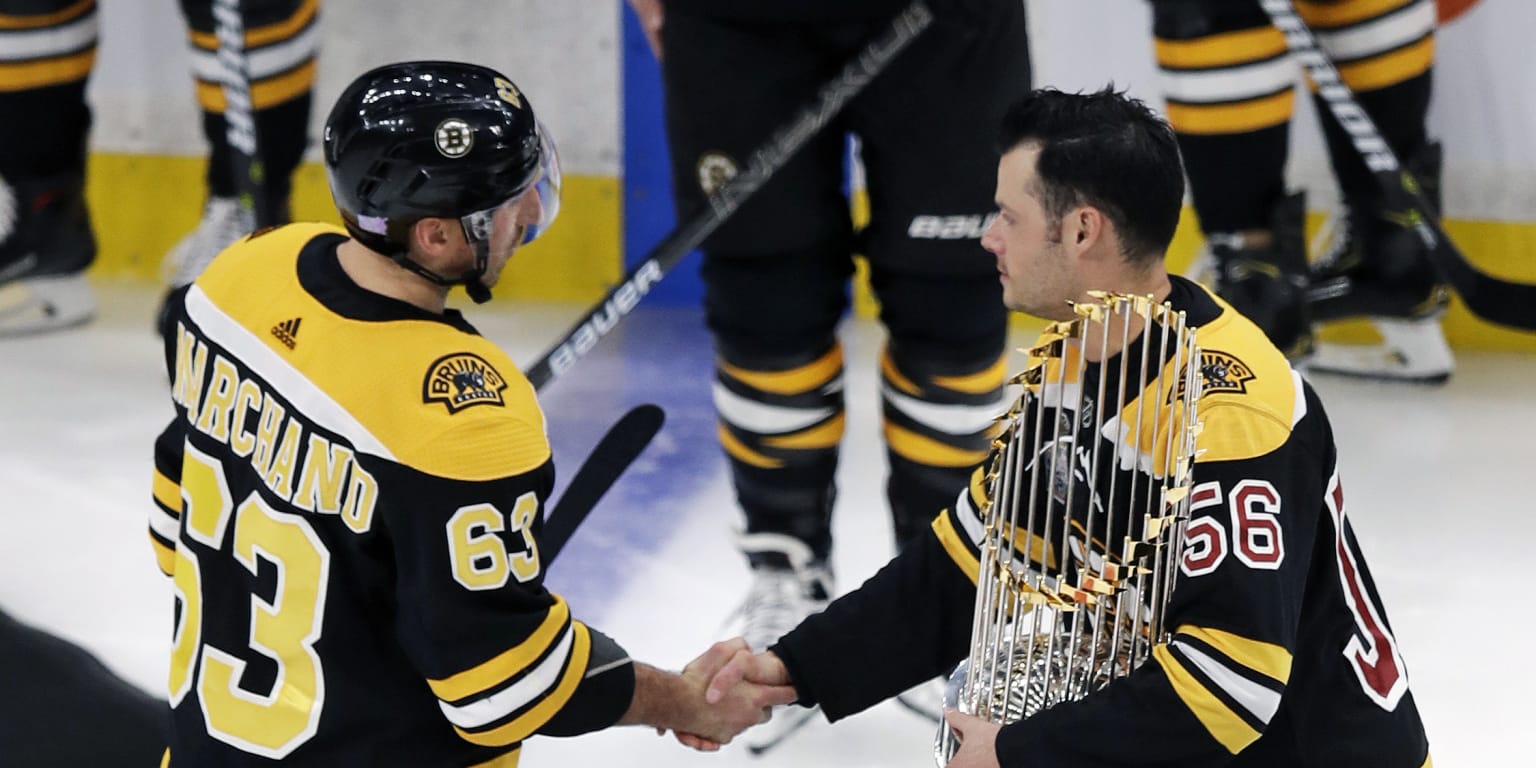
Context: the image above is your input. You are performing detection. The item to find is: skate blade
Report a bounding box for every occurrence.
[1305,317,1453,384]
[0,273,94,337]
[743,704,819,755]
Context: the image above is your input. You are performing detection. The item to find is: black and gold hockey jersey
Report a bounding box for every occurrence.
[772,276,1431,767]
[148,224,633,766]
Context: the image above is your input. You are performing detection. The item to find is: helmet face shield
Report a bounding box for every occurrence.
[458,121,562,249]
[521,122,562,244]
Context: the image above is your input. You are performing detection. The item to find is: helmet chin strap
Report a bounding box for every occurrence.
[389,238,494,304]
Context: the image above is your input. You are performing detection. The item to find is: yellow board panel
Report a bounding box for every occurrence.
[83,153,620,304]
[849,192,1536,353]
[84,153,1534,352]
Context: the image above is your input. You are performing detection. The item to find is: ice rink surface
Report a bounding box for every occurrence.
[2,283,1530,766]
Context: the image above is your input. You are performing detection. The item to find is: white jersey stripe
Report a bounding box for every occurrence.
[438,624,574,729]
[882,385,1007,436]
[189,21,319,83]
[1316,0,1434,62]
[1160,56,1298,104]
[0,13,98,62]
[1172,639,1282,726]
[712,380,840,435]
[184,286,394,461]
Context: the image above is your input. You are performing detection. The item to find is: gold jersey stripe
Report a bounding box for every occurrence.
[429,599,571,702]
[1421,755,1433,768]
[883,422,989,468]
[457,623,592,747]
[469,746,521,768]
[160,748,170,768]
[149,532,176,577]
[1333,35,1434,92]
[1296,0,1419,30]
[931,351,1008,395]
[195,58,315,112]
[969,464,988,505]
[1153,646,1261,754]
[0,0,93,30]
[719,346,842,396]
[153,469,182,513]
[1155,26,1288,69]
[718,424,785,469]
[189,0,319,51]
[1177,624,1293,685]
[763,413,845,451]
[1164,89,1295,135]
[0,48,94,92]
[879,351,922,396]
[932,513,981,587]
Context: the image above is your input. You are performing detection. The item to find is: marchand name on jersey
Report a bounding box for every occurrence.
[170,322,378,533]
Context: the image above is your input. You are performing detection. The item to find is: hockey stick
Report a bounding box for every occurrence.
[541,403,666,564]
[1259,0,1536,330]
[522,0,937,390]
[211,0,272,227]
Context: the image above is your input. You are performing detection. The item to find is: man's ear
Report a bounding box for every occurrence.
[1066,206,1105,254]
[409,217,459,266]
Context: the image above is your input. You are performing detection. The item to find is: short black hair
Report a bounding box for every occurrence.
[997,87,1185,262]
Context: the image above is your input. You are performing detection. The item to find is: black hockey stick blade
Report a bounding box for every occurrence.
[541,404,666,564]
[522,0,937,391]
[1261,0,1536,331]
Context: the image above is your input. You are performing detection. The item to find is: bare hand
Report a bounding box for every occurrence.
[943,709,1002,768]
[705,646,792,704]
[668,638,753,751]
[648,641,797,751]
[625,0,665,60]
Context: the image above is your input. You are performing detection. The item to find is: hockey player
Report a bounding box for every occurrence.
[692,88,1433,767]
[0,0,314,336]
[626,0,1029,735]
[1152,0,1451,381]
[148,61,791,765]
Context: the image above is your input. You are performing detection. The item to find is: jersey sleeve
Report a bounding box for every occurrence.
[994,382,1328,766]
[771,479,981,721]
[380,415,633,749]
[148,420,185,577]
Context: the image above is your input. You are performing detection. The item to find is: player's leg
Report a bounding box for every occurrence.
[162,0,316,289]
[1298,0,1450,382]
[662,7,853,658]
[1151,0,1312,357]
[660,13,855,748]
[847,0,1022,721]
[0,0,98,336]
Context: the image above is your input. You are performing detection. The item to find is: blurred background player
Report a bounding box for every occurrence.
[0,0,316,336]
[626,0,1029,734]
[1151,0,1452,381]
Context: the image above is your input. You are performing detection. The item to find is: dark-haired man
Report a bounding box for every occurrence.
[693,87,1432,768]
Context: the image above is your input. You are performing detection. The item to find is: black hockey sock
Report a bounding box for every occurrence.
[1152,2,1293,232]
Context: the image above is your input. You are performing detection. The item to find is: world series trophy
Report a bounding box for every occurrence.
[935,291,1206,765]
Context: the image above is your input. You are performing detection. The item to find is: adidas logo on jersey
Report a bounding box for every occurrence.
[271,317,302,350]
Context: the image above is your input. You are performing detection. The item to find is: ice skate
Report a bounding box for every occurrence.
[1209,192,1314,360]
[0,173,96,337]
[159,196,257,289]
[1306,143,1452,384]
[721,532,832,754]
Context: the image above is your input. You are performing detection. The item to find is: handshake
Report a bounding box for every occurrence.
[625,637,798,751]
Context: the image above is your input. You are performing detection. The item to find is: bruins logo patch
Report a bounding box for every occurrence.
[423,353,508,413]
[1199,350,1255,395]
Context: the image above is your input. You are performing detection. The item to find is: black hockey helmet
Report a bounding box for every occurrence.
[323,60,561,302]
